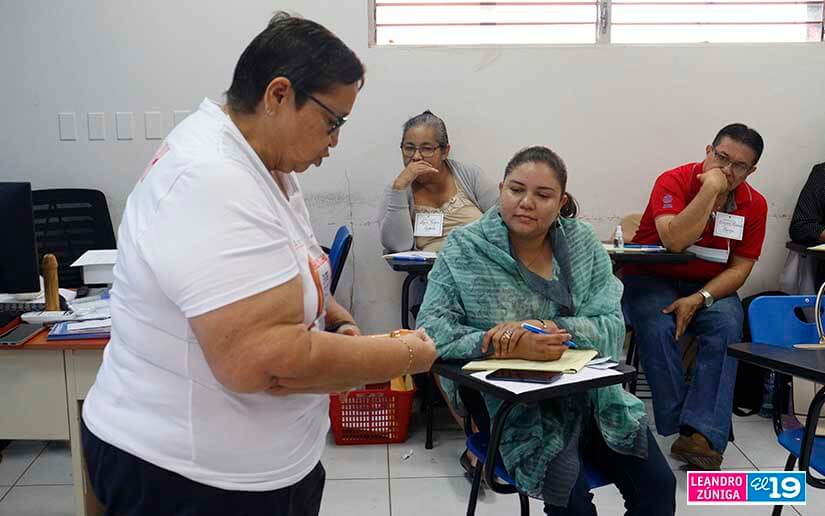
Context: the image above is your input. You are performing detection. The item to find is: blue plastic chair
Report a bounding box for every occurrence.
[324,226,352,296]
[747,295,825,515]
[458,386,611,516]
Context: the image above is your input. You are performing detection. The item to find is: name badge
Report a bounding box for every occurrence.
[713,212,745,241]
[414,213,444,237]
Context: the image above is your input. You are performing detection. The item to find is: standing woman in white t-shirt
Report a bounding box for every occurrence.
[81,13,436,516]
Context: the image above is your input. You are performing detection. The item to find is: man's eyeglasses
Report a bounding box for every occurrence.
[711,147,752,176]
[400,144,442,158]
[305,93,347,135]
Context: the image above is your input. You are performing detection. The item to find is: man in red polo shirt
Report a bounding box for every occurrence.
[623,123,767,470]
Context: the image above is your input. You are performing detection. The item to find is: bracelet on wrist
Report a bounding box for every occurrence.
[390,330,415,375]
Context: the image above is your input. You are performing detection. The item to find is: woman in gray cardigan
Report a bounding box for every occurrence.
[379,111,498,481]
[379,111,498,252]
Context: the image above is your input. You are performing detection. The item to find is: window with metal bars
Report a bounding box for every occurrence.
[370,0,825,45]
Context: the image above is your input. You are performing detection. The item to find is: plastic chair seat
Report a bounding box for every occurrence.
[466,433,612,491]
[777,428,825,475]
[466,432,517,486]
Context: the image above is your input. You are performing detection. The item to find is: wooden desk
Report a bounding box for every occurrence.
[0,331,107,516]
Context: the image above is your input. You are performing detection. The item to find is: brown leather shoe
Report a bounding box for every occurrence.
[670,433,723,470]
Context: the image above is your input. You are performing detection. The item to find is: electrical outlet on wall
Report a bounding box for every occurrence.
[144,111,162,140]
[87,112,106,140]
[116,112,134,140]
[58,112,77,141]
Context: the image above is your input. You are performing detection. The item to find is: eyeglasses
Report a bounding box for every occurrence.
[711,147,752,176]
[305,93,347,135]
[400,144,442,158]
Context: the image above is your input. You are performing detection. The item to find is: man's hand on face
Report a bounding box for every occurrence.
[697,167,729,195]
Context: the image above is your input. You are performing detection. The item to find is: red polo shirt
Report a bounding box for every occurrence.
[627,161,767,282]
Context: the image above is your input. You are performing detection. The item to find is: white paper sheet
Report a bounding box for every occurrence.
[470,367,623,395]
[70,249,117,267]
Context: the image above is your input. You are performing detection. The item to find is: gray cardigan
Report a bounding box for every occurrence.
[379,159,499,252]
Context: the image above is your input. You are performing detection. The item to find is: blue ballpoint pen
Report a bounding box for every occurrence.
[520,322,578,348]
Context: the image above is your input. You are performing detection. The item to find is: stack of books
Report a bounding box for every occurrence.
[48,318,111,340]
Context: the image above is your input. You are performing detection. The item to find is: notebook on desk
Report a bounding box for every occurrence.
[462,349,599,374]
[47,319,111,341]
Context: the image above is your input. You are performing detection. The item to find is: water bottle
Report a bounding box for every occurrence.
[614,225,624,250]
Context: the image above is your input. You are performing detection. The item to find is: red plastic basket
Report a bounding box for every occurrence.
[329,383,416,445]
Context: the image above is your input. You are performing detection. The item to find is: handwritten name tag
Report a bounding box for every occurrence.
[414,212,444,237]
[713,212,745,241]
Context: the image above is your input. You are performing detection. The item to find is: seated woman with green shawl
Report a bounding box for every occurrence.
[416,146,675,516]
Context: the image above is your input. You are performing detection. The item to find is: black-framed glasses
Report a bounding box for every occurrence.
[400,144,442,158]
[305,93,347,135]
[711,147,752,176]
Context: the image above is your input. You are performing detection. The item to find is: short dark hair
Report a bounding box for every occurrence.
[401,110,449,148]
[504,146,578,218]
[712,123,764,164]
[226,12,365,114]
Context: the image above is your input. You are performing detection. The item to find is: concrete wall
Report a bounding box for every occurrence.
[2,0,823,332]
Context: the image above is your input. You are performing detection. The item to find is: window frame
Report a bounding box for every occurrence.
[368,0,825,47]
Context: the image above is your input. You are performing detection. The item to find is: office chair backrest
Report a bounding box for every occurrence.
[31,189,116,288]
[748,295,821,348]
[328,225,352,296]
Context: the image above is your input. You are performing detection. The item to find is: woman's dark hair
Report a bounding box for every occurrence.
[712,123,764,164]
[504,146,578,218]
[226,12,365,114]
[401,110,449,148]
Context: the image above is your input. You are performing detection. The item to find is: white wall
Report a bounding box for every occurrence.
[2,0,823,332]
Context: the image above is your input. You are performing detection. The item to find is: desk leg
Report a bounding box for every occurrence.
[65,351,104,516]
[799,386,825,490]
[484,399,517,492]
[401,273,416,330]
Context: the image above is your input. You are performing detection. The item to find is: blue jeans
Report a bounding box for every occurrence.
[622,275,742,453]
[544,427,676,516]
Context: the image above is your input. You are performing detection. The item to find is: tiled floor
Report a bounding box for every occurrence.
[0,409,818,515]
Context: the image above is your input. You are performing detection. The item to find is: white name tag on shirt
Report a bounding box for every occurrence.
[713,212,745,241]
[414,212,444,237]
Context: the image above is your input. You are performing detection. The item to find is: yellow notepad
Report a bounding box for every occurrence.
[462,349,599,374]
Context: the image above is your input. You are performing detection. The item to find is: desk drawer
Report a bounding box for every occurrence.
[0,350,69,439]
[69,350,104,400]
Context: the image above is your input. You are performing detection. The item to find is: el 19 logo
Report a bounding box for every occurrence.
[747,472,806,504]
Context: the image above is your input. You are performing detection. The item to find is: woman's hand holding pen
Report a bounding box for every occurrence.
[482,320,571,360]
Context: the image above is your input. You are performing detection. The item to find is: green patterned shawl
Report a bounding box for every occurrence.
[417,207,648,497]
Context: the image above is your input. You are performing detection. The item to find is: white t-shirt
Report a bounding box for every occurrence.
[83,98,333,491]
